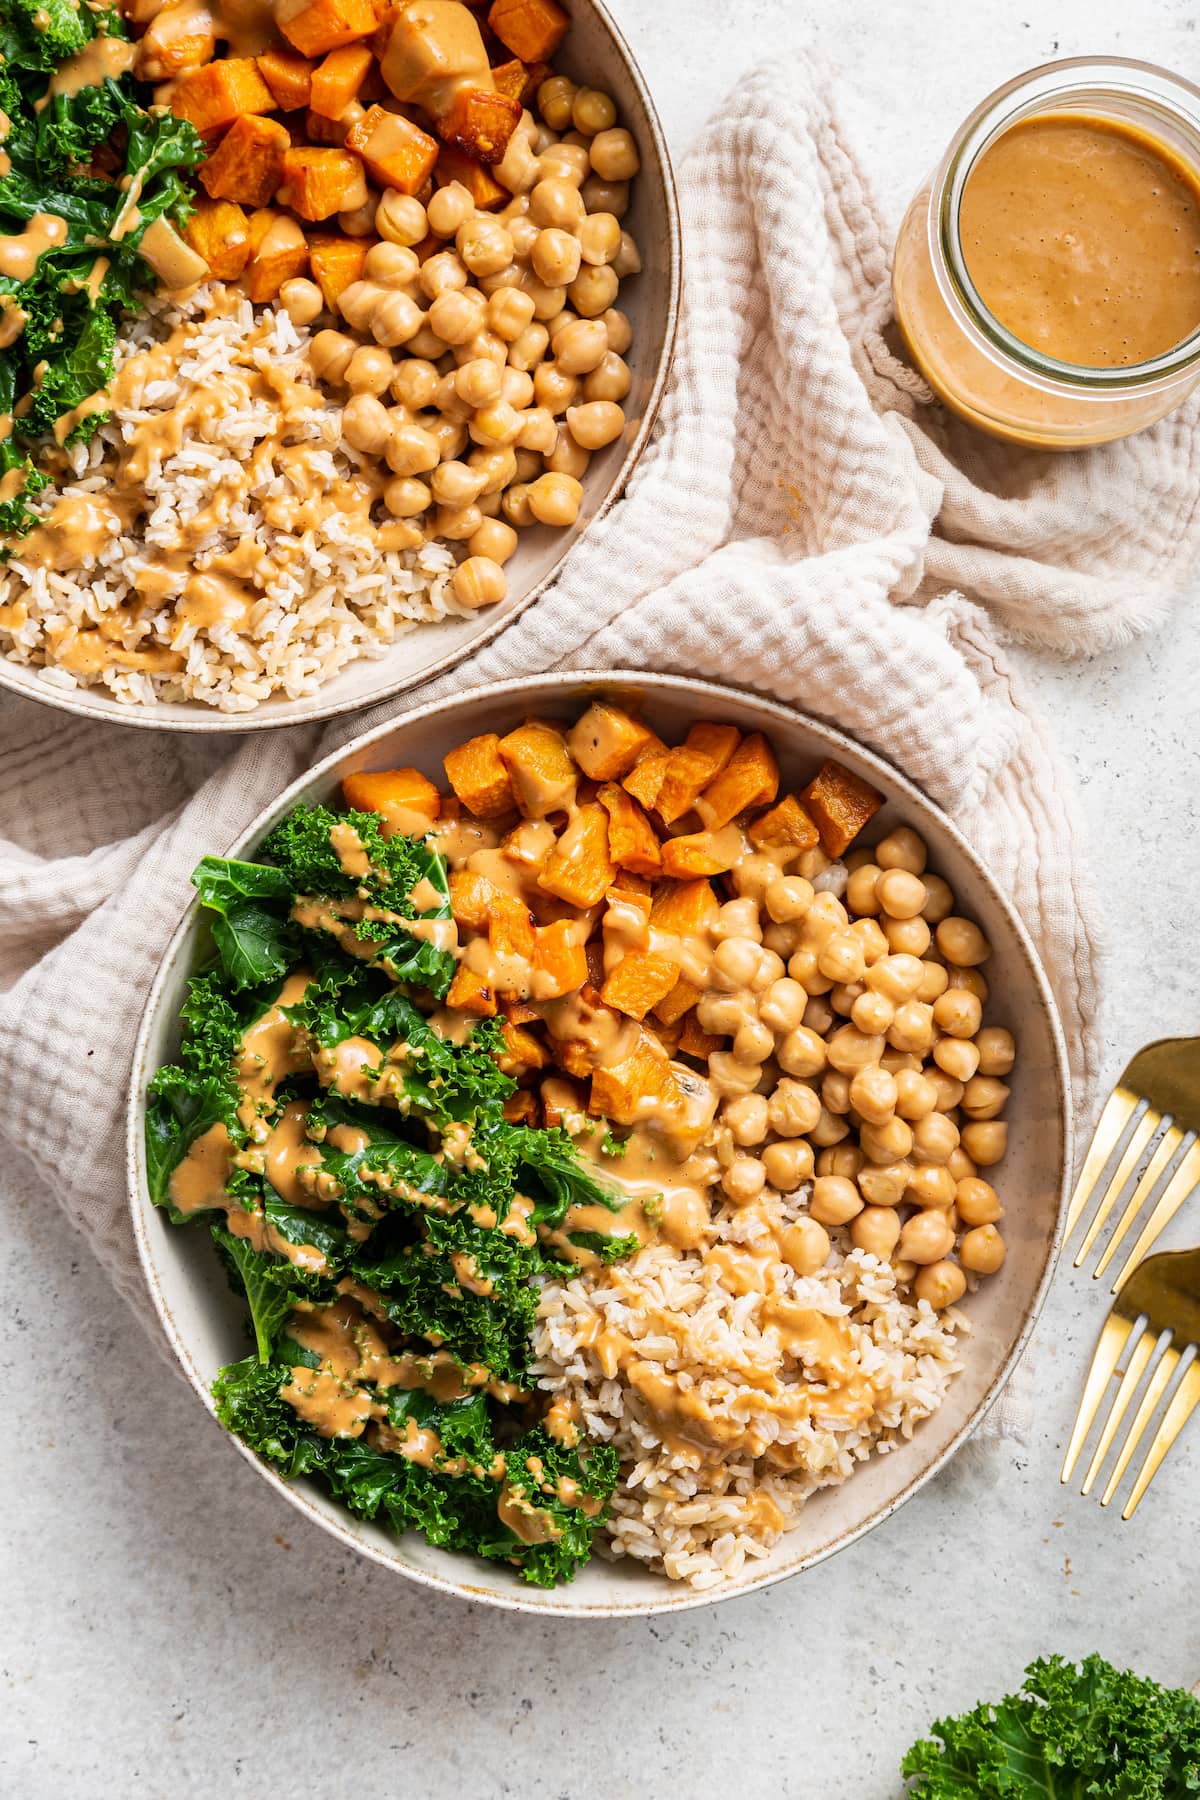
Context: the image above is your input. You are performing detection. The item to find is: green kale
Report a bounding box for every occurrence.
[212,1226,328,1365]
[902,1654,1200,1797]
[260,804,440,905]
[191,857,297,993]
[0,0,101,69]
[144,1065,237,1218]
[305,1097,450,1223]
[514,1124,632,1229]
[212,1355,332,1479]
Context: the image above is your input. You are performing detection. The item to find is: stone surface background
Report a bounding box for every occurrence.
[4,3,1200,1794]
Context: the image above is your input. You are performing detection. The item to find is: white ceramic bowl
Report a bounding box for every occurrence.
[1,4,679,733]
[127,673,1072,1615]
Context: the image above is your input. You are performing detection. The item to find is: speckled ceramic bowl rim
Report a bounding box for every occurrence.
[0,0,681,735]
[127,671,1073,1616]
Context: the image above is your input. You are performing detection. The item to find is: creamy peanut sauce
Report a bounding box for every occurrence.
[42,35,137,102]
[0,213,68,282]
[236,969,314,1137]
[0,296,28,350]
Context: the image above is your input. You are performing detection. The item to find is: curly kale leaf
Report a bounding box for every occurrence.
[212,1355,332,1479]
[191,857,297,993]
[212,1226,329,1365]
[901,1653,1200,1798]
[18,304,114,441]
[144,1065,237,1218]
[513,1124,630,1229]
[298,988,513,1125]
[0,450,49,538]
[0,0,103,69]
[260,804,436,904]
[306,1097,449,1222]
[472,1426,619,1588]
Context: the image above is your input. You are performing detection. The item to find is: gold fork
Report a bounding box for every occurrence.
[1061,1246,1200,1517]
[1063,1036,1200,1290]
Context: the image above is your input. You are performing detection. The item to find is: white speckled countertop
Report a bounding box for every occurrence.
[3,3,1200,1794]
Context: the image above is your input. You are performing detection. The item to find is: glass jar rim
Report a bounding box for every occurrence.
[931,55,1200,392]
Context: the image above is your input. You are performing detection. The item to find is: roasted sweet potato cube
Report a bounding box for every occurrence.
[603,881,651,928]
[621,749,670,813]
[555,1038,596,1080]
[568,702,656,782]
[277,0,376,57]
[501,997,539,1023]
[344,103,439,192]
[652,976,702,1028]
[449,869,499,931]
[498,720,577,818]
[609,867,652,900]
[183,198,252,280]
[597,783,661,878]
[678,1010,722,1060]
[590,1033,670,1125]
[695,733,781,830]
[489,56,548,104]
[500,819,554,867]
[655,748,720,825]
[311,42,373,116]
[256,48,316,109]
[278,145,368,219]
[748,792,820,854]
[649,877,719,936]
[487,0,568,63]
[600,952,681,1022]
[540,1075,586,1128]
[245,209,308,301]
[434,144,506,209]
[307,231,369,310]
[341,766,441,835]
[537,803,614,908]
[138,0,216,77]
[800,761,884,857]
[532,919,588,999]
[171,58,276,134]
[489,892,537,971]
[685,722,741,773]
[443,732,515,818]
[446,964,497,1015]
[497,1018,547,1077]
[660,829,743,879]
[503,1088,538,1126]
[199,113,290,208]
[436,83,521,162]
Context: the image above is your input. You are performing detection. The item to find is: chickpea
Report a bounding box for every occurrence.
[509,406,553,455]
[468,401,522,448]
[723,1092,769,1147]
[734,1019,774,1065]
[610,231,640,280]
[714,933,761,983]
[451,555,507,609]
[487,285,536,342]
[512,448,543,483]
[817,933,867,986]
[810,1175,863,1227]
[364,242,419,290]
[533,361,578,415]
[508,321,551,372]
[569,263,620,319]
[432,371,473,421]
[468,445,518,493]
[788,947,831,995]
[447,359,496,411]
[818,1143,864,1179]
[860,1116,914,1166]
[571,86,617,136]
[566,399,625,450]
[406,324,447,360]
[849,918,890,966]
[467,517,518,566]
[884,915,931,957]
[912,1112,960,1165]
[372,291,426,347]
[383,475,431,518]
[427,181,475,238]
[590,125,640,181]
[947,1146,977,1183]
[822,1068,853,1115]
[502,483,536,527]
[953,1179,1001,1230]
[538,74,577,131]
[914,1260,967,1310]
[932,987,982,1039]
[308,328,356,383]
[545,424,591,479]
[530,175,587,229]
[524,273,570,320]
[777,1026,827,1079]
[948,965,989,1004]
[457,218,514,279]
[960,1120,1008,1169]
[875,827,927,875]
[976,1027,1016,1077]
[920,873,955,924]
[824,1023,882,1075]
[709,1050,761,1097]
[857,1161,911,1207]
[850,990,894,1037]
[959,1222,1006,1275]
[849,1065,898,1126]
[434,502,483,540]
[428,289,486,346]
[341,392,393,455]
[766,876,814,924]
[875,869,927,920]
[851,1205,902,1259]
[801,892,848,943]
[384,421,441,477]
[894,1068,938,1121]
[906,1162,957,1209]
[865,953,924,1004]
[756,977,806,1035]
[888,1000,934,1055]
[928,1070,965,1113]
[933,1037,981,1083]
[582,175,629,219]
[419,251,467,302]
[915,961,950,1004]
[803,994,836,1035]
[882,1049,922,1075]
[779,1217,830,1276]
[527,471,582,525]
[428,459,485,508]
[758,1139,810,1194]
[845,863,883,916]
[336,189,374,234]
[375,191,427,247]
[278,275,323,327]
[936,917,991,967]
[572,214,619,271]
[540,142,590,186]
[499,366,534,410]
[898,1210,956,1266]
[602,304,633,352]
[766,1079,820,1139]
[698,993,747,1036]
[810,1108,850,1148]
[529,226,580,289]
[582,351,631,405]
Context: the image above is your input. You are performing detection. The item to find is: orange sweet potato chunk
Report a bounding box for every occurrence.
[256,48,316,110]
[800,761,884,857]
[600,952,681,1022]
[568,702,656,782]
[341,767,441,834]
[443,733,516,818]
[609,867,652,900]
[200,113,290,209]
[278,0,376,58]
[434,145,506,210]
[532,919,588,999]
[183,198,252,280]
[748,792,820,854]
[172,58,276,135]
[488,892,537,969]
[695,733,780,830]
[678,1010,722,1060]
[504,1088,538,1126]
[652,976,702,1028]
[436,85,521,163]
[590,1033,670,1124]
[540,1075,586,1128]
[660,829,742,879]
[498,720,577,818]
[345,103,439,192]
[597,782,661,877]
[620,750,670,813]
[245,210,308,301]
[490,56,549,105]
[279,145,369,220]
[310,42,373,116]
[308,232,369,310]
[537,803,614,908]
[497,1018,547,1077]
[447,964,498,1016]
[449,868,499,930]
[487,0,568,64]
[685,722,740,773]
[138,1,216,77]
[655,748,720,826]
[649,877,719,936]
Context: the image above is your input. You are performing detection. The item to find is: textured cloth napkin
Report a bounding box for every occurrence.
[4,60,1200,1404]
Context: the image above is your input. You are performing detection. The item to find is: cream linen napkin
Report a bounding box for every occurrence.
[4,61,1198,1411]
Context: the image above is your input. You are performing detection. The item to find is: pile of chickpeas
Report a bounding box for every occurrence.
[277,77,641,613]
[697,825,1016,1311]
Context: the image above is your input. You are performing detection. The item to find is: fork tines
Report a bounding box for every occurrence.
[1063,1082,1200,1291]
[1062,1307,1200,1519]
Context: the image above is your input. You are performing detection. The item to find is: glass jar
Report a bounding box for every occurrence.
[892,58,1200,448]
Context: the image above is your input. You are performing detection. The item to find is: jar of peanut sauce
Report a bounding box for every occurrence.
[892,58,1200,448]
